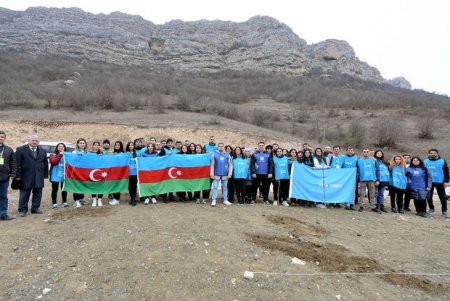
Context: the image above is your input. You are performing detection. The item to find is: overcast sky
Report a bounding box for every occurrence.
[2,0,449,96]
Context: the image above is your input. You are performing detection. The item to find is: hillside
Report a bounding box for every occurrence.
[1,6,403,86]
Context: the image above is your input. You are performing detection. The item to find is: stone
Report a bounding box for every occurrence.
[243,271,254,280]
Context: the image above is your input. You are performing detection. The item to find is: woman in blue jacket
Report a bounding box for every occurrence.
[232,146,248,206]
[49,143,67,209]
[406,157,432,217]
[374,150,389,213]
[388,156,408,213]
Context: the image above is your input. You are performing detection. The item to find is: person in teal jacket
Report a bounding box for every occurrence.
[388,155,408,213]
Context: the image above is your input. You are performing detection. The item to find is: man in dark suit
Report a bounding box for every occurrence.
[0,131,17,221]
[15,134,48,217]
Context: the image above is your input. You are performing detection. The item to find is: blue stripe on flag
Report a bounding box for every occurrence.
[289,162,356,204]
[64,152,132,168]
[136,153,211,171]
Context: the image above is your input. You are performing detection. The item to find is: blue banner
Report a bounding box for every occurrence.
[289,163,356,203]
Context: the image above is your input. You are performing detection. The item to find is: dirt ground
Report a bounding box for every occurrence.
[1,111,450,301]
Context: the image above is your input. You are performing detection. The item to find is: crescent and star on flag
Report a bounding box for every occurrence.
[168,167,182,179]
[89,169,109,181]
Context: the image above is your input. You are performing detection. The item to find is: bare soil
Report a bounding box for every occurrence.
[1,110,449,301]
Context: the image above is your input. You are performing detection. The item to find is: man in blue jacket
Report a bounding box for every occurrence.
[424,149,449,218]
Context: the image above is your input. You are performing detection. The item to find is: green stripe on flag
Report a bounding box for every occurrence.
[139,178,211,196]
[63,178,129,194]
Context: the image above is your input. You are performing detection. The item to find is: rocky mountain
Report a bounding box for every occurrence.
[0,6,408,87]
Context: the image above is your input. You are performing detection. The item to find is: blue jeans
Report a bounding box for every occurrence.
[18,188,43,213]
[375,184,386,205]
[0,180,9,217]
[212,177,228,202]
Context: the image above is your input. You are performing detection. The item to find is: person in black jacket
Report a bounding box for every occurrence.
[0,131,17,221]
[15,134,48,217]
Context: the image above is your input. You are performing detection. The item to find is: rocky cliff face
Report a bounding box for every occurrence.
[0,7,408,87]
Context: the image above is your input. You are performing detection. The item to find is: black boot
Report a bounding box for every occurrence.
[380,204,388,213]
[371,205,381,213]
[131,198,136,206]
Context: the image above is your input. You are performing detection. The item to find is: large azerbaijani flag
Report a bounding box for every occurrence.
[137,154,211,196]
[63,152,132,194]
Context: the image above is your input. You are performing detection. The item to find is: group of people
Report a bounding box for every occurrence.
[0,132,448,221]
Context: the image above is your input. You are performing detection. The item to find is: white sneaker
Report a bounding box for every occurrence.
[195,198,200,204]
[79,199,89,205]
[151,197,157,204]
[211,200,217,207]
[144,198,150,205]
[63,202,68,208]
[92,198,97,207]
[316,203,326,209]
[273,201,278,206]
[223,200,232,206]
[52,204,58,209]
[109,199,119,206]
[74,200,82,208]
[97,199,103,207]
[282,201,290,207]
[201,199,206,204]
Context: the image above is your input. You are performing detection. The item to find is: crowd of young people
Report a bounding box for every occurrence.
[52,135,450,217]
[0,132,448,221]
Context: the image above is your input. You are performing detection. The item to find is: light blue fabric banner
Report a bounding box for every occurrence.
[289,162,356,203]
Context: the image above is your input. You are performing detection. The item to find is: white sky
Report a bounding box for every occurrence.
[2,0,450,96]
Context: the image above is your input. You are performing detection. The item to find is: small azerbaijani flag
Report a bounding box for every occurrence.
[63,152,132,194]
[137,154,211,196]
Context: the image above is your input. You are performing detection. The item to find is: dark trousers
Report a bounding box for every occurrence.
[233,178,246,203]
[0,180,9,217]
[73,193,84,201]
[129,175,137,199]
[51,181,67,204]
[112,193,121,200]
[177,192,187,201]
[414,199,427,213]
[18,187,43,213]
[404,189,411,210]
[273,179,278,201]
[228,178,235,201]
[253,175,270,202]
[427,183,447,213]
[194,190,208,199]
[389,186,405,210]
[274,179,290,201]
[245,180,254,202]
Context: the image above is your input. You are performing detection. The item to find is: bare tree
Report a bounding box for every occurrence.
[417,115,436,139]
[151,93,165,113]
[374,117,402,148]
[342,118,365,148]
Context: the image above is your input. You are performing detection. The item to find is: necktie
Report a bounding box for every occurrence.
[32,148,37,158]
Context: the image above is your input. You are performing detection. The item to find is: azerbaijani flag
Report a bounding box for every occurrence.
[137,154,211,196]
[63,152,132,194]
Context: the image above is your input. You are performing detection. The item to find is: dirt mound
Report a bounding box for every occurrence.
[267,215,327,237]
[247,215,446,294]
[48,206,114,222]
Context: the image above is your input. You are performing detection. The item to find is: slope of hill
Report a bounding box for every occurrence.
[1,6,396,85]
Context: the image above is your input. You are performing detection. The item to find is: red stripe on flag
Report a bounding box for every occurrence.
[65,164,130,182]
[138,166,210,184]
